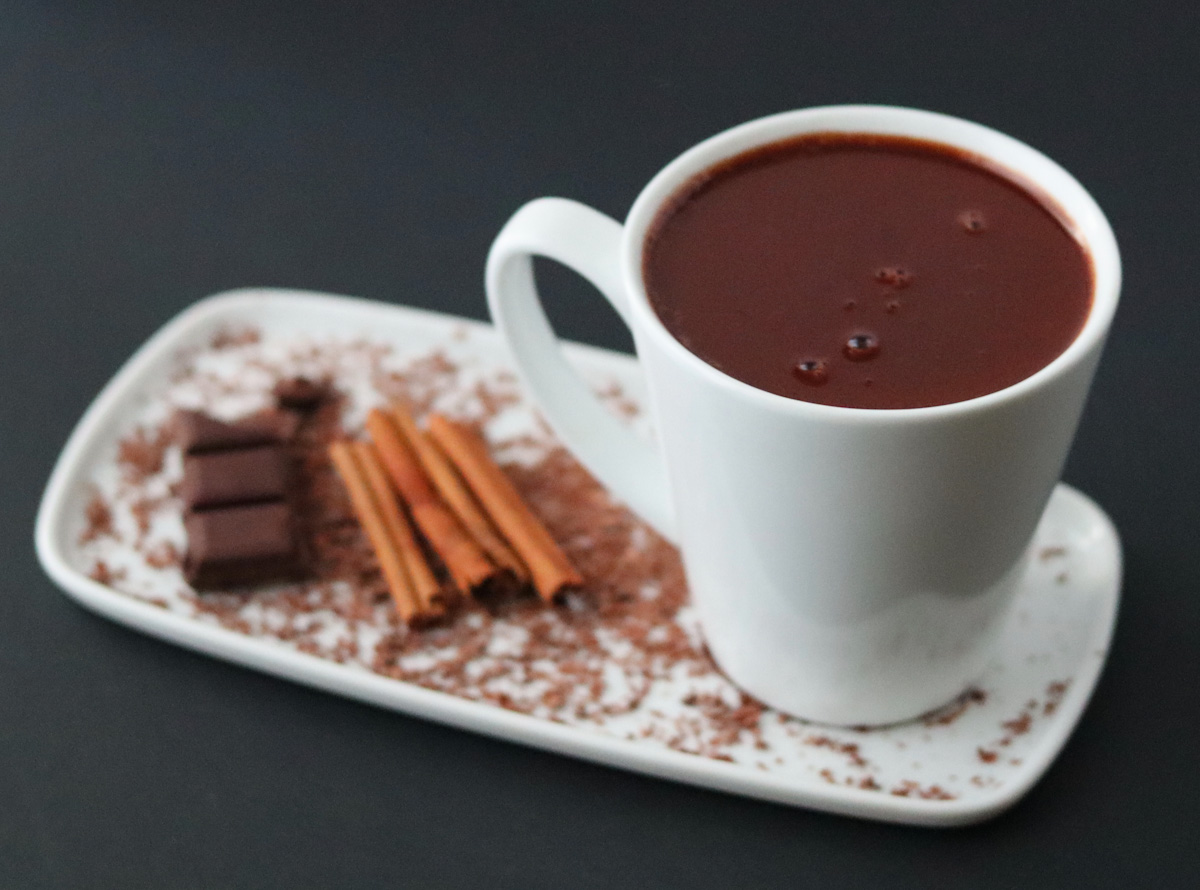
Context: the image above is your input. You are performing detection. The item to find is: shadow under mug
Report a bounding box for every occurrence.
[485,105,1120,726]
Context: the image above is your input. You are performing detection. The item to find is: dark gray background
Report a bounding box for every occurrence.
[2,1,1196,886]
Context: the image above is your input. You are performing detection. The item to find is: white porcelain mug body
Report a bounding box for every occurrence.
[486,106,1120,726]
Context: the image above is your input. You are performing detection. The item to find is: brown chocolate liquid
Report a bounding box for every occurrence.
[642,133,1093,409]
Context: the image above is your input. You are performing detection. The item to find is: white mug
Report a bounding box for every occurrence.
[485,106,1120,726]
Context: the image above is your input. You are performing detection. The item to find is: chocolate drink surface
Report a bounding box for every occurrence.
[642,133,1094,409]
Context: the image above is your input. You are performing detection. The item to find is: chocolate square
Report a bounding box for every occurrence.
[184,502,303,589]
[181,445,290,510]
[175,409,299,454]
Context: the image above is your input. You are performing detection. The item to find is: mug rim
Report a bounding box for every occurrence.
[621,104,1122,421]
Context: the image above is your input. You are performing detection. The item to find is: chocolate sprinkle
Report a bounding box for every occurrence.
[117,426,172,484]
[70,326,1077,796]
[80,492,115,544]
[273,376,328,410]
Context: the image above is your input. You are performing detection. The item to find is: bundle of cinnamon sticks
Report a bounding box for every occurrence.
[329,404,581,623]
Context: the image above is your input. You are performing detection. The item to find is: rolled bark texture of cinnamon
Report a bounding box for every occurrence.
[328,440,424,623]
[425,413,583,603]
[329,403,583,623]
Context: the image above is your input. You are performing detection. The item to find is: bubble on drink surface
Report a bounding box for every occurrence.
[843,333,880,361]
[793,358,830,386]
[958,209,987,233]
[885,300,901,314]
[843,299,857,312]
[874,266,913,288]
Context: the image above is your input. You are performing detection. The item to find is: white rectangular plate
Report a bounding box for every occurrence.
[36,289,1121,826]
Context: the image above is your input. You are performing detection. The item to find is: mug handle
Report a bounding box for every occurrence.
[486,197,675,540]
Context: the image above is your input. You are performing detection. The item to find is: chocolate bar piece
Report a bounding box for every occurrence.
[273,377,328,410]
[175,409,299,454]
[184,502,303,589]
[181,445,289,510]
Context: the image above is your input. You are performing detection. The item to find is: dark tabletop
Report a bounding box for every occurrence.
[2,1,1197,886]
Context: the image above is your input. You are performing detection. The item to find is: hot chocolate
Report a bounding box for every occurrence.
[642,133,1093,409]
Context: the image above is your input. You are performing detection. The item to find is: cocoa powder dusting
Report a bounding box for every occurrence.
[210,327,261,350]
[80,492,115,544]
[1044,680,1070,716]
[977,679,1072,762]
[89,560,126,585]
[144,541,181,570]
[1002,713,1033,736]
[805,735,869,769]
[923,687,988,727]
[72,328,1068,796]
[890,781,955,800]
[117,426,172,484]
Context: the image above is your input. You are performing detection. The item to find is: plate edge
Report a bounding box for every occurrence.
[32,288,1122,828]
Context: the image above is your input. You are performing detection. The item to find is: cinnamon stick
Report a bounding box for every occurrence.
[425,415,582,602]
[328,441,420,622]
[353,441,445,614]
[364,409,497,595]
[388,403,529,583]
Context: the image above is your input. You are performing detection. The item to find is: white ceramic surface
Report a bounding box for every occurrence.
[486,105,1122,725]
[36,290,1121,827]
